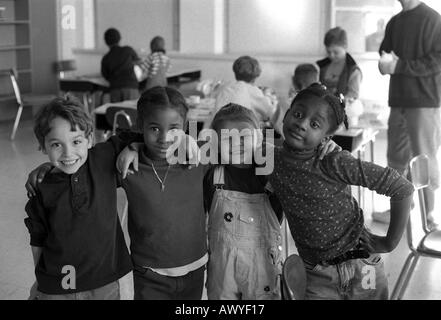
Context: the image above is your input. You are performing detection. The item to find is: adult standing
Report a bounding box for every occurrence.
[377,0,441,229]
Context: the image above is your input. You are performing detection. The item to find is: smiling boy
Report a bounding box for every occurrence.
[24,97,132,300]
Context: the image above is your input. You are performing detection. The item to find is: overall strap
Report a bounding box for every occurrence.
[264,181,274,194]
[213,166,225,189]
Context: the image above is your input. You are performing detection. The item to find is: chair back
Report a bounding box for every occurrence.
[281,254,307,300]
[407,154,431,250]
[54,60,77,79]
[0,69,23,106]
[105,106,138,135]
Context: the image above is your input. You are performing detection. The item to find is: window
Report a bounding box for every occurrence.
[330,0,400,54]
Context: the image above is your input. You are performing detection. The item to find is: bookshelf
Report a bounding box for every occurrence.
[0,0,32,93]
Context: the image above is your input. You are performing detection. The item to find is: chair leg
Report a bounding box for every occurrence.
[391,252,415,300]
[10,105,24,140]
[397,254,420,300]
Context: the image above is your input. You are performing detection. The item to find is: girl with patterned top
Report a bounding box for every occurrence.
[269,83,414,300]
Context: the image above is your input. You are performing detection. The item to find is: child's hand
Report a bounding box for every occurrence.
[116,143,140,179]
[359,228,390,254]
[25,162,53,198]
[318,140,342,160]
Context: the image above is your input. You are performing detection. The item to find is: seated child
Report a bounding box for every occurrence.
[213,56,277,128]
[118,86,208,300]
[269,83,414,300]
[204,104,284,300]
[137,36,171,91]
[288,63,320,102]
[24,97,132,300]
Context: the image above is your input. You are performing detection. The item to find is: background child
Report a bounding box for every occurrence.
[137,36,171,91]
[288,63,320,102]
[25,97,132,300]
[269,83,414,300]
[316,27,362,102]
[213,56,278,130]
[101,28,140,102]
[119,86,208,300]
[204,103,283,300]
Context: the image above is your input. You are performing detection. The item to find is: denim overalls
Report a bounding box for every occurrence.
[206,166,283,300]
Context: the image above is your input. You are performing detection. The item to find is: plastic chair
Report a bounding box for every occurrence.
[0,69,55,140]
[390,154,441,300]
[281,254,307,300]
[104,106,138,136]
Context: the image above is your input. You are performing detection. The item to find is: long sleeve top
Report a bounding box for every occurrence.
[380,3,441,108]
[269,146,414,264]
[24,138,133,294]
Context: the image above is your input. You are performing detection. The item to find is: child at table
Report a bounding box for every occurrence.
[288,63,320,103]
[24,97,133,299]
[213,56,278,129]
[101,28,140,102]
[269,83,414,300]
[137,36,171,91]
[204,103,284,300]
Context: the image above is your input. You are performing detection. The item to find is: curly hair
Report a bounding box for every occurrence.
[33,96,93,150]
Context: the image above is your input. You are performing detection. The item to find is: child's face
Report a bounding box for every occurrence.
[283,96,332,151]
[217,120,257,166]
[326,45,347,62]
[43,117,92,174]
[141,107,185,160]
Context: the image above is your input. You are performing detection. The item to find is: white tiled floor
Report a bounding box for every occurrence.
[0,119,440,300]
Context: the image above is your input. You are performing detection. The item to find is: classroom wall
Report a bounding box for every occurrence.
[71,0,390,114]
[227,0,327,55]
[95,0,175,53]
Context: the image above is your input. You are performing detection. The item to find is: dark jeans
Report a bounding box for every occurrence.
[133,265,205,300]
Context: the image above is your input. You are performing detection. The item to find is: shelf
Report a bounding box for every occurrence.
[0,20,30,25]
[0,45,31,51]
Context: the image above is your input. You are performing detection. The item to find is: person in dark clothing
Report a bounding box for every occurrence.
[376,0,441,229]
[24,97,133,300]
[101,28,140,102]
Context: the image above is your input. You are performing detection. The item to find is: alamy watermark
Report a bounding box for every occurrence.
[165,121,275,175]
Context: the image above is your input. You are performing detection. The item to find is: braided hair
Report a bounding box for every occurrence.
[291,83,348,132]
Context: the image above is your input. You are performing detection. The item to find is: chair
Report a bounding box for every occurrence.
[390,154,441,300]
[104,106,137,228]
[54,59,77,80]
[281,254,307,300]
[0,69,55,140]
[104,106,138,136]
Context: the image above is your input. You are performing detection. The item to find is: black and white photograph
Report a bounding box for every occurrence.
[1,0,441,305]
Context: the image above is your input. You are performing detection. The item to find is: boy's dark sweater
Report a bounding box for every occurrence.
[24,138,133,294]
[380,3,441,108]
[101,45,139,90]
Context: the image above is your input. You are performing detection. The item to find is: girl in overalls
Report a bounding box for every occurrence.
[204,103,284,300]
